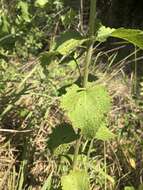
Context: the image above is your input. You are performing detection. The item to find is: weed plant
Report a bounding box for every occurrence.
[0,0,143,190]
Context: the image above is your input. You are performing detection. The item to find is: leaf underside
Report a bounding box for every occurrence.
[111,28,143,49]
[97,26,143,50]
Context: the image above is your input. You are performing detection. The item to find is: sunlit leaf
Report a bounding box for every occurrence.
[96,26,143,50]
[96,25,115,42]
[35,0,48,8]
[111,28,143,49]
[61,170,90,190]
[53,31,87,55]
[95,125,115,141]
[60,84,111,139]
[17,1,31,22]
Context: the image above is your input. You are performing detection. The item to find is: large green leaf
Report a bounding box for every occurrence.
[61,170,90,190]
[60,84,111,139]
[111,28,143,49]
[96,26,143,50]
[53,31,86,55]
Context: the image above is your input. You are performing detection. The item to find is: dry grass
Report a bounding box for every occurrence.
[0,51,143,190]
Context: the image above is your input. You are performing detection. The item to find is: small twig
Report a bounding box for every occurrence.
[0,129,32,133]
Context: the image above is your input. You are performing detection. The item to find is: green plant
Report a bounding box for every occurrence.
[40,0,143,189]
[1,1,143,190]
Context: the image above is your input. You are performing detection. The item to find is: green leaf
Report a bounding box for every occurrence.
[96,26,143,49]
[1,15,10,33]
[60,84,111,139]
[96,25,115,42]
[40,51,58,66]
[95,125,115,141]
[17,1,31,22]
[35,0,48,8]
[53,143,71,156]
[53,31,86,55]
[61,170,90,190]
[47,123,78,153]
[111,28,143,49]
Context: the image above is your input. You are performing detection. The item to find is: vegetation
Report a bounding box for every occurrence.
[0,0,143,190]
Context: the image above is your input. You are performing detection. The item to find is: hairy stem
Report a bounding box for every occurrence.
[72,0,97,170]
[83,43,94,87]
[72,134,82,170]
[83,0,97,88]
[80,0,84,33]
[87,139,94,159]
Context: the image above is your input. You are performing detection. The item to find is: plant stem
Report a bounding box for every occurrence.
[134,46,138,97]
[104,141,107,190]
[83,0,97,88]
[83,44,94,87]
[86,138,94,170]
[72,134,82,170]
[72,0,97,170]
[80,0,84,33]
